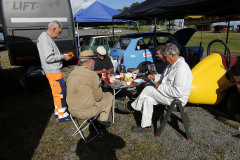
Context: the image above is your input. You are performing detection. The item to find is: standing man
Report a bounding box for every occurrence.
[37,20,72,122]
[118,43,193,132]
[66,50,113,128]
[94,46,114,75]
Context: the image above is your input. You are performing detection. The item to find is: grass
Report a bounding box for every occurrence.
[104,24,240,56]
[186,32,240,56]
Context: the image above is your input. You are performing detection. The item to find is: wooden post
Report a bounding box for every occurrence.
[216,116,240,130]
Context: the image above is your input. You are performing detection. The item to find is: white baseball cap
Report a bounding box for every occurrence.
[96,46,106,56]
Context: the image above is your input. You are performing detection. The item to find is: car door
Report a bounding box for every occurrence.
[124,37,155,69]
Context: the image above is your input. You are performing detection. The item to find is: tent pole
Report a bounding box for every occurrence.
[226,20,230,44]
[137,21,139,32]
[77,22,80,56]
[224,19,230,55]
[168,20,170,33]
[199,16,203,59]
[154,16,157,49]
[112,20,114,37]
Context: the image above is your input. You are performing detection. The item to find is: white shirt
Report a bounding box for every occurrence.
[154,57,193,105]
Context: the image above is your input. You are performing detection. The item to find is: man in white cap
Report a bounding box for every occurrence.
[94,46,114,75]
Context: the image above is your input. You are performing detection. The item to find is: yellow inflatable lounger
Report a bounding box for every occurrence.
[188,53,230,105]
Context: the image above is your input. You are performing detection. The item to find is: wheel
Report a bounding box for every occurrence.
[137,61,152,76]
[227,88,240,122]
[7,68,27,93]
[137,61,152,69]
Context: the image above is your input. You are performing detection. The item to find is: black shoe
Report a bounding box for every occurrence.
[98,121,111,128]
[132,126,152,132]
[59,115,72,123]
[117,103,135,113]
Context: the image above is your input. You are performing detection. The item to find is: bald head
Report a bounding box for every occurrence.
[46,20,63,38]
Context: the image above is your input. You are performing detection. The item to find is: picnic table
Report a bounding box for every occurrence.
[101,74,145,123]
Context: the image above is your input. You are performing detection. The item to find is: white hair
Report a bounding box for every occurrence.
[162,43,180,56]
[48,20,62,29]
[78,59,91,66]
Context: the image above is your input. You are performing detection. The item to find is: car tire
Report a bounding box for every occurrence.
[137,61,152,76]
[226,88,240,121]
[137,61,152,69]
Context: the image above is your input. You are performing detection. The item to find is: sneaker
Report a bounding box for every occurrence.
[132,126,152,132]
[98,121,111,128]
[59,115,72,123]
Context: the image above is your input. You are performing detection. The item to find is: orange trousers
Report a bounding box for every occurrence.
[45,72,69,119]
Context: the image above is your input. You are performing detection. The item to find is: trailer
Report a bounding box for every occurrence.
[0,0,76,66]
[0,0,76,93]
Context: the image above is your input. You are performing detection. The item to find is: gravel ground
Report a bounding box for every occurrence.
[61,66,240,160]
[1,42,240,159]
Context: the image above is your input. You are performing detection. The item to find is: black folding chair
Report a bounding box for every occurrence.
[154,99,193,141]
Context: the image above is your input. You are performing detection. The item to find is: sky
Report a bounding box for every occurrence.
[70,0,145,15]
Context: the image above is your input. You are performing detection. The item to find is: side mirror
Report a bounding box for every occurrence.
[136,46,140,50]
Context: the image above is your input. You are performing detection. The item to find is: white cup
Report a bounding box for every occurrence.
[132,74,137,79]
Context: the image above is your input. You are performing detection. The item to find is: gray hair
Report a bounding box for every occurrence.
[161,43,180,56]
[48,20,62,29]
[78,58,91,66]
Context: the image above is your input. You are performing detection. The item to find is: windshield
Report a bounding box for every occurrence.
[114,39,131,50]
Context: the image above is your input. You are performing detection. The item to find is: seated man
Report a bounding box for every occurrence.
[118,43,193,132]
[66,50,113,128]
[94,46,114,75]
[132,45,167,75]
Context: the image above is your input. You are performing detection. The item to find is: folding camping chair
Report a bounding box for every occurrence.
[70,114,99,143]
[154,99,193,141]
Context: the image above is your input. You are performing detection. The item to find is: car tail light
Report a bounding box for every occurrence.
[120,54,124,64]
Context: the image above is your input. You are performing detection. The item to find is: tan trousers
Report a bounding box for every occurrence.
[72,92,113,121]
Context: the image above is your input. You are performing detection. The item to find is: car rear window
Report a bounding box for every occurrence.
[94,37,108,46]
[156,36,170,43]
[135,36,172,50]
[114,39,131,50]
[84,37,92,45]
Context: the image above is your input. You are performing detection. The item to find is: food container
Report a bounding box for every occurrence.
[126,81,131,85]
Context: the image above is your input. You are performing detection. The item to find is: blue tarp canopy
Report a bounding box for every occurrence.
[74,1,127,26]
